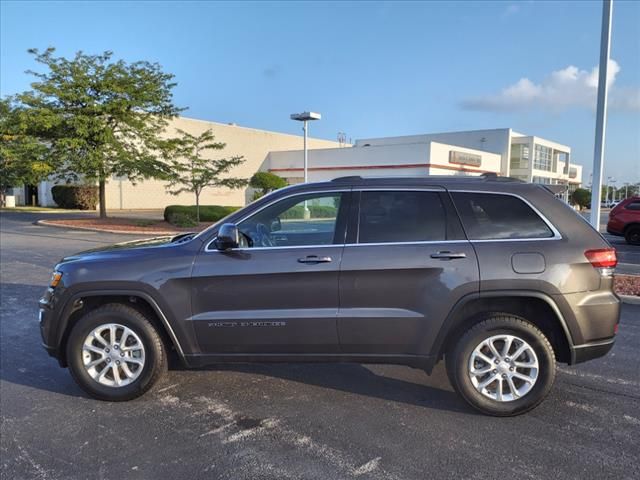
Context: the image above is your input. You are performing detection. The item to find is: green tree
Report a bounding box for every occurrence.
[166,129,247,222]
[571,188,591,210]
[0,98,52,206]
[249,171,287,200]
[15,48,182,217]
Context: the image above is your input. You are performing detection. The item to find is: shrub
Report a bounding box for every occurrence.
[279,205,337,219]
[163,205,241,223]
[250,172,287,199]
[51,185,98,210]
[167,212,198,228]
[571,188,591,210]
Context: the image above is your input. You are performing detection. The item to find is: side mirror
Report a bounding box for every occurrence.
[270,217,282,232]
[215,223,240,250]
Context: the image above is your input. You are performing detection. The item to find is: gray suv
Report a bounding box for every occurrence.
[39,175,620,416]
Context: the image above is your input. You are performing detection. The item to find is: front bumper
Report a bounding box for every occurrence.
[39,289,64,363]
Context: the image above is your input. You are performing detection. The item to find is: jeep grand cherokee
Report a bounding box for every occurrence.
[40,175,620,416]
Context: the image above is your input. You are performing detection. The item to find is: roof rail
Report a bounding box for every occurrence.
[331,176,363,183]
[480,172,524,182]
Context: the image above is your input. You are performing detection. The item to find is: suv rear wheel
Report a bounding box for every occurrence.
[446,315,556,416]
[66,304,167,401]
[625,225,640,245]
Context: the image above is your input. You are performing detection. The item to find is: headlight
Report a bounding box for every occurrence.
[50,271,63,288]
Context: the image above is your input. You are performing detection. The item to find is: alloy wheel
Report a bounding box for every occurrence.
[468,334,539,402]
[81,323,146,387]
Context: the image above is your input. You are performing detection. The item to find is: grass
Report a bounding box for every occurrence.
[131,219,159,227]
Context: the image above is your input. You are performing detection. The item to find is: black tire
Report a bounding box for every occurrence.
[625,225,640,246]
[446,315,556,416]
[66,303,167,401]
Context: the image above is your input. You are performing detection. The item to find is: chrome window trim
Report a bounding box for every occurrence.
[205,186,563,252]
[206,239,471,254]
[205,189,349,252]
[208,244,343,253]
[448,189,563,242]
[345,240,469,247]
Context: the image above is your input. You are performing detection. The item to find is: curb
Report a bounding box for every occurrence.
[619,295,640,305]
[36,219,177,236]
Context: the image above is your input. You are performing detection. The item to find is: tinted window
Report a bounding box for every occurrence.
[238,193,344,247]
[358,191,446,243]
[451,192,554,240]
[625,201,640,211]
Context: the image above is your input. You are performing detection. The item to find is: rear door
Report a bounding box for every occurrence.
[337,189,479,355]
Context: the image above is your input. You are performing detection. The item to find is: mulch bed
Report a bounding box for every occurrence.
[614,274,640,297]
[42,218,208,234]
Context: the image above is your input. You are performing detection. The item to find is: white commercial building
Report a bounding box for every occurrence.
[15,123,582,209]
[269,128,582,197]
[20,117,341,209]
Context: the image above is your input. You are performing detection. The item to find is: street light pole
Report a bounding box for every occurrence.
[290,111,321,219]
[290,111,321,184]
[303,120,308,183]
[589,0,613,227]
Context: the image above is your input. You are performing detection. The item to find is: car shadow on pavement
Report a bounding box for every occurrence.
[188,362,473,415]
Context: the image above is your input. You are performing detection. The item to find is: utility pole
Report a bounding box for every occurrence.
[589,0,613,227]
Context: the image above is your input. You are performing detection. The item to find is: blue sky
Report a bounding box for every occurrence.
[2,0,639,183]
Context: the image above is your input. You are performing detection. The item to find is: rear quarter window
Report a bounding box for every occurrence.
[451,192,554,240]
[624,200,640,211]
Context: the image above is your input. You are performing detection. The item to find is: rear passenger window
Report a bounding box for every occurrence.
[358,191,446,243]
[625,201,640,211]
[451,192,554,240]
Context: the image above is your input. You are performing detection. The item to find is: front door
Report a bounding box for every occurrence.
[338,189,479,356]
[191,190,350,354]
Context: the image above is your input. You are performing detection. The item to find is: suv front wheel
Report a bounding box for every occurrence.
[446,315,556,416]
[66,304,167,401]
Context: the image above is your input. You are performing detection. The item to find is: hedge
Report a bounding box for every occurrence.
[279,205,337,219]
[163,205,241,223]
[51,185,98,210]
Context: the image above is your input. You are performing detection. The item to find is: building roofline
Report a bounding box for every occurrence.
[356,127,512,142]
[175,115,341,145]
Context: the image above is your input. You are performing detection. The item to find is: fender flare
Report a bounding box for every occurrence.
[56,288,186,362]
[430,290,577,364]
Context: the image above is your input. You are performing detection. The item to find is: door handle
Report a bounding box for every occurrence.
[298,255,332,264]
[430,251,467,259]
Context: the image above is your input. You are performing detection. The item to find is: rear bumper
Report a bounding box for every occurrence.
[572,338,615,364]
[558,289,620,347]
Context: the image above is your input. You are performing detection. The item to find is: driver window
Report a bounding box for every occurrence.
[238,193,343,248]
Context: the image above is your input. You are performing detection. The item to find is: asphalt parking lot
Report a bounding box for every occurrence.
[1,211,639,480]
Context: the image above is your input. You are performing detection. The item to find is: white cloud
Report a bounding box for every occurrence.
[461,60,640,112]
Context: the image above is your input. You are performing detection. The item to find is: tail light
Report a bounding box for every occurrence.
[584,248,617,268]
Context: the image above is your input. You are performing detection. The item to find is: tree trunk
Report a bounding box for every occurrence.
[195,192,200,223]
[99,179,107,219]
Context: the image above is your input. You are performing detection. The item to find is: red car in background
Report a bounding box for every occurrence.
[607,196,640,245]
